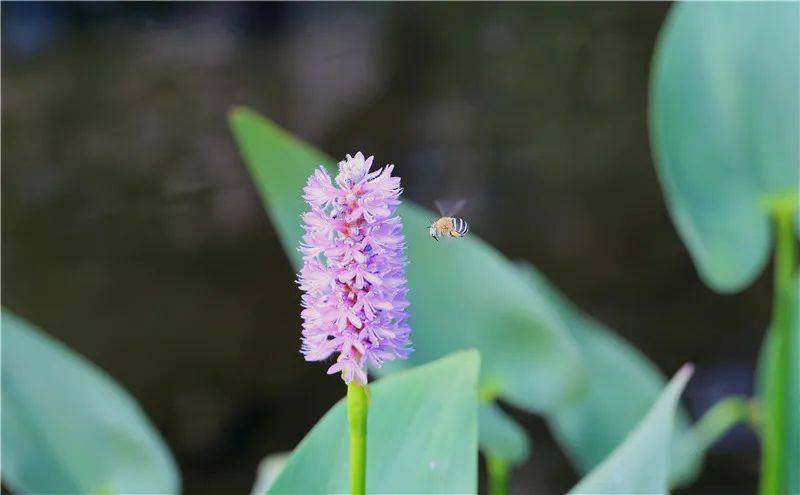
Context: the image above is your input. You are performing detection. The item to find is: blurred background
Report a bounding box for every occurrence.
[2,3,767,494]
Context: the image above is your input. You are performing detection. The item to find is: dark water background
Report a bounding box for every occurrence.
[2,3,766,493]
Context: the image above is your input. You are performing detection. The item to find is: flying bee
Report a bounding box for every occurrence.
[428,199,469,242]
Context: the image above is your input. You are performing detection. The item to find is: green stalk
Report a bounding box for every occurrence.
[487,456,509,495]
[759,205,797,495]
[691,396,753,452]
[347,382,368,495]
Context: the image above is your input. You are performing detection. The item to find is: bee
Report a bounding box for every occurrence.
[428,199,469,242]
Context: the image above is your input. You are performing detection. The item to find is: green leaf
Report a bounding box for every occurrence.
[251,452,291,495]
[518,265,701,486]
[650,2,799,293]
[266,350,480,494]
[1,310,180,494]
[228,107,583,415]
[479,403,530,466]
[568,364,694,495]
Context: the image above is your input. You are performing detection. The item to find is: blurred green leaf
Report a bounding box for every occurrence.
[479,403,530,466]
[568,364,694,494]
[650,2,799,293]
[1,310,180,494]
[266,350,480,494]
[519,265,701,486]
[228,106,583,415]
[251,452,291,495]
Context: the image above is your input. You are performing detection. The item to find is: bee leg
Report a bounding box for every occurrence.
[433,235,439,242]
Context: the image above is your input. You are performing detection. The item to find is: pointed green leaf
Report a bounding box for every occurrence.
[267,350,480,494]
[228,107,582,414]
[650,2,799,292]
[1,311,180,494]
[568,365,694,495]
[518,266,700,485]
[479,403,530,466]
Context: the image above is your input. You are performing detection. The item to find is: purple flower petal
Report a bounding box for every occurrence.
[298,153,412,384]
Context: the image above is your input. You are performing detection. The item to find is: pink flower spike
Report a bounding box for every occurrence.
[297,153,412,384]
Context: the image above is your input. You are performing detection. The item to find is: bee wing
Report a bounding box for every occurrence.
[435,198,466,217]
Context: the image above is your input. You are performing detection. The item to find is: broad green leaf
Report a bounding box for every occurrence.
[650,2,799,293]
[518,267,701,486]
[568,364,694,495]
[1,310,180,494]
[267,350,479,494]
[229,107,583,414]
[479,403,530,466]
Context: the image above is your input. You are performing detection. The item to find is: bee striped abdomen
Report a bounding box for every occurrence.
[451,217,469,237]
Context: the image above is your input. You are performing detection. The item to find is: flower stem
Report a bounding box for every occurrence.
[759,203,797,495]
[487,456,510,495]
[347,382,368,495]
[691,396,754,452]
